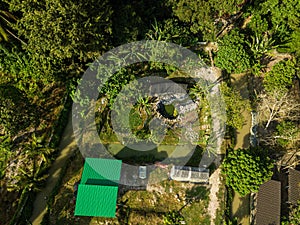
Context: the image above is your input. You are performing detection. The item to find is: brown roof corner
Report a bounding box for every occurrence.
[256,180,281,225]
[288,168,300,205]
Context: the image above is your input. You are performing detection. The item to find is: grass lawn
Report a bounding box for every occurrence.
[120,181,210,224]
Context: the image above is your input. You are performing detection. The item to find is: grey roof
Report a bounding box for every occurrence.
[170,166,209,183]
[288,168,300,204]
[256,180,281,225]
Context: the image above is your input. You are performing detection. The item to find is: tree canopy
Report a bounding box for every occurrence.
[215,30,252,74]
[167,0,244,41]
[222,148,274,196]
[0,85,36,135]
[263,59,297,93]
[5,0,113,74]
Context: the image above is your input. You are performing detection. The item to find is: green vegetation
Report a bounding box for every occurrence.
[215,30,252,74]
[220,82,250,129]
[264,59,297,93]
[0,0,299,224]
[163,104,178,118]
[222,148,274,196]
[163,211,184,225]
[282,201,300,225]
[0,85,36,135]
[167,0,244,41]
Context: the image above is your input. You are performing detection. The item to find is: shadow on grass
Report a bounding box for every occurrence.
[115,146,168,164]
[185,186,209,204]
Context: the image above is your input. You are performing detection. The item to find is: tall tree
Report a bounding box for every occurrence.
[258,91,300,129]
[6,0,113,74]
[167,0,245,41]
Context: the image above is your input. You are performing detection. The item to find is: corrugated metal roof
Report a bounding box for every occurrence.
[256,180,281,225]
[75,158,122,217]
[74,184,118,217]
[80,158,122,185]
[288,168,300,204]
[170,166,209,183]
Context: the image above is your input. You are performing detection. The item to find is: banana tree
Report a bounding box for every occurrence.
[8,134,54,192]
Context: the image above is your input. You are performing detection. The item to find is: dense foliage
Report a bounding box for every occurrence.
[282,201,300,225]
[220,83,250,129]
[263,59,297,93]
[163,210,185,225]
[167,0,244,40]
[248,0,300,56]
[7,0,112,60]
[222,148,274,196]
[215,30,252,74]
[0,0,299,223]
[0,85,35,135]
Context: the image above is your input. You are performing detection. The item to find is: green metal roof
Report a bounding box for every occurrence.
[80,158,122,185]
[75,158,122,217]
[74,184,118,217]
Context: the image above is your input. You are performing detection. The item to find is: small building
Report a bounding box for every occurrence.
[255,180,281,225]
[170,166,209,183]
[288,168,300,205]
[74,158,122,217]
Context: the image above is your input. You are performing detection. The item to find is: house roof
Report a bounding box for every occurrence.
[74,184,118,217]
[256,180,281,225]
[80,158,122,186]
[288,168,300,204]
[170,166,209,183]
[75,158,122,217]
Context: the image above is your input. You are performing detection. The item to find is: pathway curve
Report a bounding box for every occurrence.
[29,113,77,225]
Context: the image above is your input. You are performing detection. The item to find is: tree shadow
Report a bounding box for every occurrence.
[242,133,250,149]
[231,192,250,223]
[185,145,204,167]
[110,0,171,45]
[115,146,168,165]
[185,186,209,203]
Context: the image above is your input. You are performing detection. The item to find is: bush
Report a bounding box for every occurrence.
[215,29,252,74]
[222,148,274,196]
[263,59,296,93]
[0,85,36,135]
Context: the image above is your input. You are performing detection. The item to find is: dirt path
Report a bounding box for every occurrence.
[203,67,225,224]
[207,156,222,225]
[29,113,77,225]
[231,73,252,225]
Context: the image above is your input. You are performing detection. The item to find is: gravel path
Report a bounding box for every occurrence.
[207,156,222,225]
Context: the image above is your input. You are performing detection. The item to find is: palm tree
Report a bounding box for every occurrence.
[9,134,54,192]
